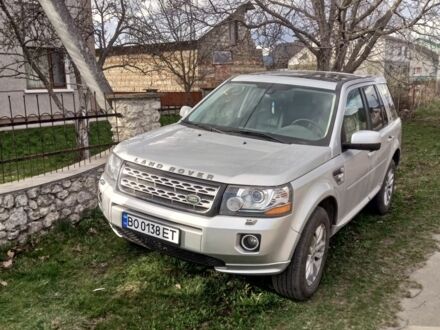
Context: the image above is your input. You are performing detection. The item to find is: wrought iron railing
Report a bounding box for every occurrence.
[159,105,181,126]
[0,92,121,184]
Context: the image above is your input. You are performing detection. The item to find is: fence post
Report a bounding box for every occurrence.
[107,92,161,142]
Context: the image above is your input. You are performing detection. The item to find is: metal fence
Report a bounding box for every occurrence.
[158,105,181,126]
[389,80,439,113]
[158,91,202,118]
[159,105,180,115]
[0,92,121,184]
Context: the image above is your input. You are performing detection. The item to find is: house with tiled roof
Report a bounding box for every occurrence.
[99,3,264,95]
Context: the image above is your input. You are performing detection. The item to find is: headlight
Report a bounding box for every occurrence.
[103,152,123,184]
[220,184,292,217]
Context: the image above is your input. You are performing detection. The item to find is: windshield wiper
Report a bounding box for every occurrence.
[183,121,225,134]
[183,122,288,143]
[234,129,290,144]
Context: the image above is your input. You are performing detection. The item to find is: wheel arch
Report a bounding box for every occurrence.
[317,196,338,226]
[286,191,338,269]
[290,182,339,235]
[393,148,401,167]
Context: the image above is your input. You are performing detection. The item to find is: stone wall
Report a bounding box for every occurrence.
[0,90,164,248]
[0,160,105,247]
[108,92,161,141]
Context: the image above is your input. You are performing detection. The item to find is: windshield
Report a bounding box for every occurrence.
[184,82,337,145]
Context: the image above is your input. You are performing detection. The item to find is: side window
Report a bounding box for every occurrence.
[342,89,368,143]
[363,85,388,131]
[377,84,398,121]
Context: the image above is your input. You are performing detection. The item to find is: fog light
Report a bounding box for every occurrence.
[240,234,261,252]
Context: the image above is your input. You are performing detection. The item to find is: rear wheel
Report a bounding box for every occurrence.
[272,206,330,300]
[371,161,396,215]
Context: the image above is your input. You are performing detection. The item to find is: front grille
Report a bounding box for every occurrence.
[115,227,225,267]
[118,162,221,214]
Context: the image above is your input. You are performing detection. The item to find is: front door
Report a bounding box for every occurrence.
[337,88,373,220]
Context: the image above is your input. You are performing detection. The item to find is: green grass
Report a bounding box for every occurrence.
[1,104,440,329]
[0,121,113,183]
[160,113,180,126]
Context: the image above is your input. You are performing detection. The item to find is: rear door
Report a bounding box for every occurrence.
[376,83,401,143]
[361,85,393,194]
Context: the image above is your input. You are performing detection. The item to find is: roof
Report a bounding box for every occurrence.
[96,40,198,57]
[416,38,440,49]
[260,70,372,82]
[232,70,378,90]
[270,42,305,69]
[384,36,439,62]
[96,2,254,56]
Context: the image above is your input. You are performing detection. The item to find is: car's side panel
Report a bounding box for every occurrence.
[327,79,401,231]
[371,118,402,192]
[289,156,343,235]
[331,182,382,234]
[369,121,394,189]
[336,150,372,221]
[330,84,375,222]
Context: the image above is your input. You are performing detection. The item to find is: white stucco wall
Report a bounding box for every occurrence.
[0,51,80,118]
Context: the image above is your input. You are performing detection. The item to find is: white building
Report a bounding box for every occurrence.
[283,37,439,83]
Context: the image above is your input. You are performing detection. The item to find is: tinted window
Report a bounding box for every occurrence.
[342,89,368,143]
[25,48,67,89]
[186,82,336,144]
[377,84,398,121]
[363,85,388,131]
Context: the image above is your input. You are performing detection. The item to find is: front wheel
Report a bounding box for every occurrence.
[371,161,396,215]
[272,207,330,300]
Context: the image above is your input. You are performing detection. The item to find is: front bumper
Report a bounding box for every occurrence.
[99,177,299,275]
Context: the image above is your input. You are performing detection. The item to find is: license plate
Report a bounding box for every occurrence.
[121,212,180,245]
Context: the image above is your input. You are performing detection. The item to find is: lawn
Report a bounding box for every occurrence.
[0,121,113,184]
[1,104,440,329]
[160,113,180,126]
[0,114,179,184]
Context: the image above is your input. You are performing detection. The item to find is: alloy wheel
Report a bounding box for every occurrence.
[305,224,326,286]
[384,168,395,206]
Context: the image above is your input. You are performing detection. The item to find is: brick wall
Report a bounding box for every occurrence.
[103,52,192,92]
[198,18,264,89]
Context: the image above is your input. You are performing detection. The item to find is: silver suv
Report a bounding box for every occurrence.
[99,71,401,300]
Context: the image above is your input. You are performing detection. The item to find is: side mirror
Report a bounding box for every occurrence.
[343,130,381,151]
[179,105,192,118]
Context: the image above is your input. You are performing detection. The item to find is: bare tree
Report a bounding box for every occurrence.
[0,0,135,159]
[126,0,220,93]
[208,0,440,73]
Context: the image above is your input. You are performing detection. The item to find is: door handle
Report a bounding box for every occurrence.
[368,151,376,157]
[333,167,345,185]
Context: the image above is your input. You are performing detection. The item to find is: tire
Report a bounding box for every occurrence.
[272,206,330,300]
[370,161,396,215]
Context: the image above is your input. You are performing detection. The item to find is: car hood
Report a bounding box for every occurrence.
[113,124,332,186]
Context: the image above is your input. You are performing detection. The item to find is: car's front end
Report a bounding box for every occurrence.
[98,150,302,275]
